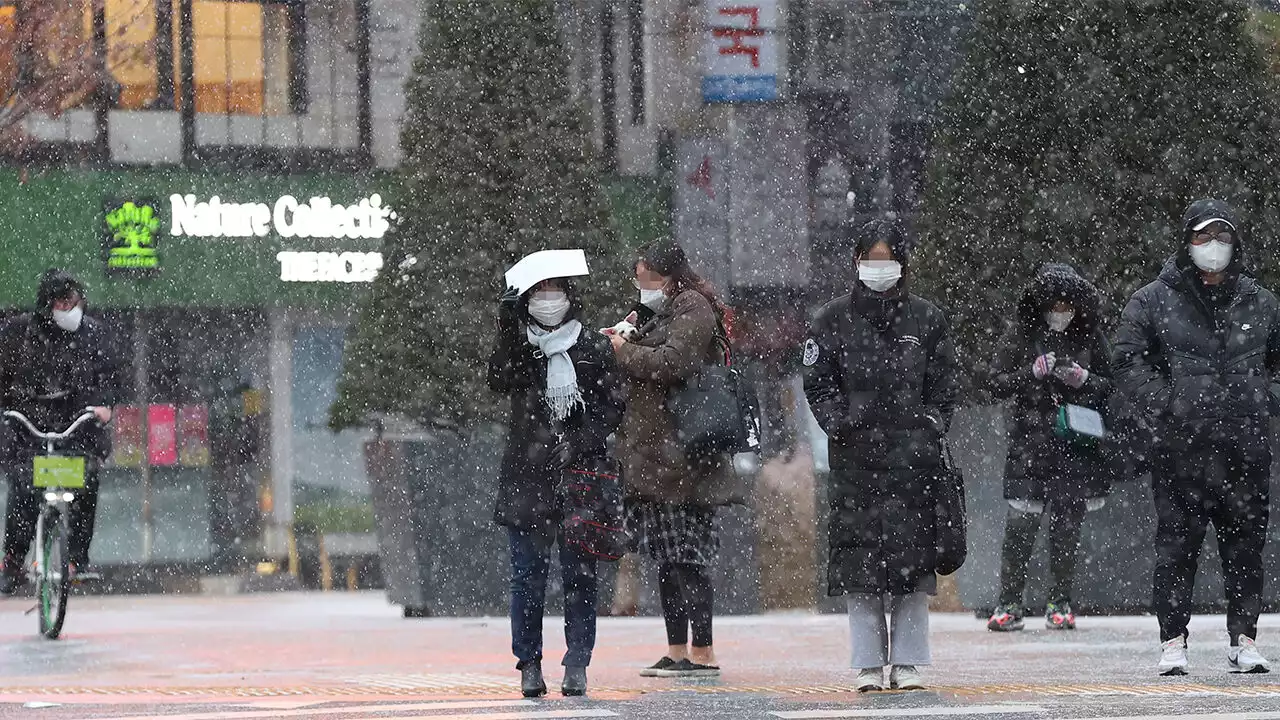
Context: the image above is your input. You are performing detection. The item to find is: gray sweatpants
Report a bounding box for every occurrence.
[846,592,932,669]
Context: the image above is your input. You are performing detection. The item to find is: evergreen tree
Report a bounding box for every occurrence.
[330,0,623,430]
[914,0,1280,391]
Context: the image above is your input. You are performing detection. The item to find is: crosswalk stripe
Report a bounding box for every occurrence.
[771,706,1046,719]
[1058,714,1280,720]
[78,700,539,720]
[373,707,614,712]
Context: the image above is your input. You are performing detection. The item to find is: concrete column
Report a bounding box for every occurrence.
[265,307,294,557]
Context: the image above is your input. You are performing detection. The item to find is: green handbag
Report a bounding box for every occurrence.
[1053,403,1107,447]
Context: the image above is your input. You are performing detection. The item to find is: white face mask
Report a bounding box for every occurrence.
[527,291,570,327]
[52,306,83,332]
[857,260,902,293]
[1046,311,1074,333]
[1189,239,1233,274]
[639,287,667,310]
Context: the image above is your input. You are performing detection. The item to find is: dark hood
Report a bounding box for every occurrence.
[36,268,85,316]
[1170,198,1245,279]
[1016,263,1101,336]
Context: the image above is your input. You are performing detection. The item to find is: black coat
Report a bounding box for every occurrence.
[1114,255,1280,451]
[0,313,121,462]
[803,287,960,596]
[990,264,1114,502]
[487,323,623,532]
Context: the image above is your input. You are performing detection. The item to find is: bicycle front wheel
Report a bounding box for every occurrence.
[36,507,70,640]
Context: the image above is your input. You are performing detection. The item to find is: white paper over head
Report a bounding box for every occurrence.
[504,249,590,294]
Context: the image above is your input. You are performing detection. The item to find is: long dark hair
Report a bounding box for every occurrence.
[638,238,728,322]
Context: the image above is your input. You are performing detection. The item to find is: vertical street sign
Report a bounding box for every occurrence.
[703,0,782,103]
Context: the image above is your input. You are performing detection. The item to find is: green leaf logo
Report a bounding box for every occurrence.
[106,201,160,269]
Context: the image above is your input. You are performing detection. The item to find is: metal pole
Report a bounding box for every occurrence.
[134,310,153,561]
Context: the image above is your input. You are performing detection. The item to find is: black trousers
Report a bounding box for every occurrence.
[1152,436,1269,643]
[998,497,1086,607]
[3,459,102,568]
[659,562,714,648]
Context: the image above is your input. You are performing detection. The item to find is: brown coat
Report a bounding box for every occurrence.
[615,289,734,505]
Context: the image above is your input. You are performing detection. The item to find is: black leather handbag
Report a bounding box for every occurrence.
[932,442,968,576]
[666,336,761,456]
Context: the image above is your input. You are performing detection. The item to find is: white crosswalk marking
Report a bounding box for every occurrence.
[381,707,616,712]
[78,700,544,720]
[1058,714,1280,720]
[771,706,1046,719]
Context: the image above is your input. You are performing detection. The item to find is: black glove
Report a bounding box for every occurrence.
[497,285,522,334]
[549,440,576,471]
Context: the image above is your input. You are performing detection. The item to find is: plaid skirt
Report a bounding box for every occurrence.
[626,500,719,566]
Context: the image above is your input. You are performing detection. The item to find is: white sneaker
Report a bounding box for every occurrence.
[1158,637,1189,676]
[890,665,925,690]
[1228,635,1271,674]
[855,668,883,692]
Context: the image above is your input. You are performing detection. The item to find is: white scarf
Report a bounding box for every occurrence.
[526,320,585,423]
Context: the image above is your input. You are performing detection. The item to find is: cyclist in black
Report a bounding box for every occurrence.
[0,269,120,595]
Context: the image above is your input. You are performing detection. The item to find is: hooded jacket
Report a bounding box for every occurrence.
[990,264,1114,501]
[803,218,961,596]
[1113,199,1280,446]
[0,269,121,461]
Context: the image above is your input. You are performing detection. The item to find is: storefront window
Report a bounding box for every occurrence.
[0,4,16,103]
[106,0,160,110]
[188,0,301,115]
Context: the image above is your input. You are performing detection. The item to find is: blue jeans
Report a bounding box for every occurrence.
[508,526,598,669]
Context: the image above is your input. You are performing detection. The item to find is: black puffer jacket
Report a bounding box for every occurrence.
[990,264,1113,502]
[1114,199,1280,448]
[804,280,960,596]
[488,318,623,532]
[0,270,121,462]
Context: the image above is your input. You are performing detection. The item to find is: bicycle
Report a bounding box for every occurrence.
[4,409,98,639]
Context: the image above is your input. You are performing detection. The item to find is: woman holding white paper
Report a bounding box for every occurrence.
[986,264,1114,633]
[488,251,622,698]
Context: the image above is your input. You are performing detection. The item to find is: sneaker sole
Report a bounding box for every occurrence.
[1229,664,1270,674]
[1159,666,1188,676]
[522,687,548,698]
[892,684,926,691]
[988,623,1025,632]
[857,685,883,693]
[656,669,721,678]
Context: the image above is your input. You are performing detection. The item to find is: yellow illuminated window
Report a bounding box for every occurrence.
[190,0,296,115]
[106,0,158,110]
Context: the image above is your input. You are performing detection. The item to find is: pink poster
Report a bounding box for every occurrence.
[147,404,177,466]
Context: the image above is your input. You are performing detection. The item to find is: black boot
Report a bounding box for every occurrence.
[0,554,24,596]
[521,660,547,698]
[561,666,587,697]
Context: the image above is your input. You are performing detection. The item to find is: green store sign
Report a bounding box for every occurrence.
[103,199,162,275]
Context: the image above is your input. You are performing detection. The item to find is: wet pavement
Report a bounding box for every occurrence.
[1,592,1279,719]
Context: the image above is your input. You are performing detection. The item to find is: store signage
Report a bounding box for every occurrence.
[277,251,384,283]
[169,193,395,240]
[703,0,782,103]
[103,199,162,275]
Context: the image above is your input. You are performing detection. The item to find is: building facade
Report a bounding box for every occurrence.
[0,0,423,571]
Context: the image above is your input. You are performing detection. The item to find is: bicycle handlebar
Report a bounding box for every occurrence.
[2,410,98,442]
